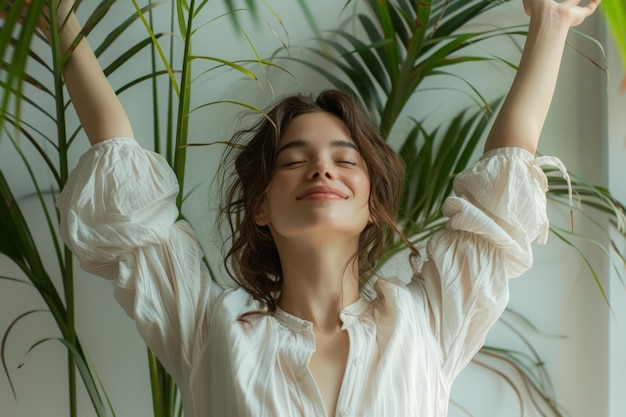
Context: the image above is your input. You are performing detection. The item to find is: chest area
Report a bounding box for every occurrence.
[201,304,442,416]
[309,330,350,417]
[218,319,381,416]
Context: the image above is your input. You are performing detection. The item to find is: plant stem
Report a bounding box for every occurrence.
[64,250,77,417]
[49,0,77,414]
[148,0,161,154]
[148,349,164,417]
[167,0,176,165]
[173,0,195,209]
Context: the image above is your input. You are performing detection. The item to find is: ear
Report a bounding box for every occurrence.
[255,198,270,226]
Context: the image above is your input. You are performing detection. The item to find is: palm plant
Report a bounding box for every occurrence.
[0,0,278,415]
[1,2,154,415]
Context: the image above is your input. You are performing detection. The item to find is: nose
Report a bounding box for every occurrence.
[307,158,336,180]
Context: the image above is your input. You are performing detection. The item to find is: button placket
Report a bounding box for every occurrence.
[334,323,368,417]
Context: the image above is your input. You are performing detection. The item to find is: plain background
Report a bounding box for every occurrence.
[0,1,625,416]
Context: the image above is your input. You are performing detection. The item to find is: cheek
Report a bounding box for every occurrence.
[262,174,295,214]
[355,172,371,201]
[358,174,372,222]
[264,174,288,201]
[270,173,287,187]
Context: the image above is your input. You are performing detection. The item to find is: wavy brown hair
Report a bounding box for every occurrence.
[218,89,417,312]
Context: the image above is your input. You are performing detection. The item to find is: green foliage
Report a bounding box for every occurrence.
[601,0,626,85]
[296,0,523,136]
[0,0,275,415]
[0,1,132,415]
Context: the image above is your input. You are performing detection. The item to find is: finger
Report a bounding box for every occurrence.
[584,0,601,15]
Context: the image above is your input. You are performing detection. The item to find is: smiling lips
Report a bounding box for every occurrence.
[297,186,348,200]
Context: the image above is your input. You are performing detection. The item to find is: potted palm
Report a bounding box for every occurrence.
[0,0,279,415]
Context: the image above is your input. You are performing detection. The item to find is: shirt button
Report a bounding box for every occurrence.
[340,409,351,417]
[354,357,363,367]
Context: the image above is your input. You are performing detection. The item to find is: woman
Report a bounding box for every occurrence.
[17,0,602,416]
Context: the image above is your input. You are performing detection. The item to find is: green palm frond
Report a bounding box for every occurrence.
[0,1,186,415]
[222,0,320,40]
[379,100,499,266]
[297,0,517,137]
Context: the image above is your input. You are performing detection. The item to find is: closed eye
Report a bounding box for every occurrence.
[337,160,357,166]
[282,160,306,167]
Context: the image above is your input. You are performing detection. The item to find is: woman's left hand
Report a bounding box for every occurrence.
[522,0,601,27]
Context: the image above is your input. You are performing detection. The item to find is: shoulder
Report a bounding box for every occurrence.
[210,286,266,319]
[370,276,428,319]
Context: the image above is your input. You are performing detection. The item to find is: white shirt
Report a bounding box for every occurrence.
[57,138,554,417]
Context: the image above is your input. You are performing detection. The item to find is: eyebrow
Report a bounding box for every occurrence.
[276,139,359,155]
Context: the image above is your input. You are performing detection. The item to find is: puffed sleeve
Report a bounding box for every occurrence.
[56,138,219,383]
[408,147,553,382]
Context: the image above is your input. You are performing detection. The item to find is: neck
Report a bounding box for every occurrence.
[275,235,361,333]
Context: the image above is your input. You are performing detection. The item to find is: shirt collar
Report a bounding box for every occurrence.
[273,297,371,334]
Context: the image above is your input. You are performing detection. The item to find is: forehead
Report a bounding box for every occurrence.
[279,111,355,148]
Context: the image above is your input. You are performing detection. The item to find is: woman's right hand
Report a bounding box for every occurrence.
[1,0,47,34]
[2,0,134,144]
[1,0,77,40]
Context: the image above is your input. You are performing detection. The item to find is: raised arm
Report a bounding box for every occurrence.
[483,0,601,154]
[55,0,133,144]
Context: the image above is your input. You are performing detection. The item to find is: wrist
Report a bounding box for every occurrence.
[45,0,79,40]
[528,3,576,31]
[526,6,572,46]
[58,12,81,41]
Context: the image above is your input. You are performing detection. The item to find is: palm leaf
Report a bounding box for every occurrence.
[471,309,565,415]
[20,338,110,416]
[298,0,520,137]
[0,0,45,132]
[2,310,47,399]
[222,0,321,40]
[0,1,173,415]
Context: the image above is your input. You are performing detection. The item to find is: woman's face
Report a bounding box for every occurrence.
[256,111,371,242]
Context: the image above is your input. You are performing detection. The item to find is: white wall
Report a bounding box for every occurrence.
[606,19,626,417]
[0,1,624,416]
